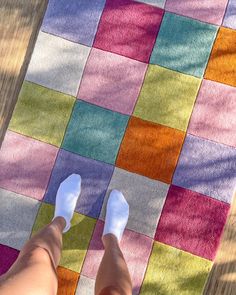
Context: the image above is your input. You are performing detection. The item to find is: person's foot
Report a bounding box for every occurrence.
[53,174,81,233]
[103,189,129,242]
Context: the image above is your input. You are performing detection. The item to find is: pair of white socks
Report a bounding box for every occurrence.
[54,174,129,242]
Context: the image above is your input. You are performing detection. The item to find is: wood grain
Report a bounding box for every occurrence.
[0,1,235,294]
[0,0,48,146]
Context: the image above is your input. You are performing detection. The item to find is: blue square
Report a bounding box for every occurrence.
[62,100,129,165]
[150,12,218,77]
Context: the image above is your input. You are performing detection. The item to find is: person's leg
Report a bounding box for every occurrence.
[0,174,81,295]
[0,217,66,295]
[95,190,132,295]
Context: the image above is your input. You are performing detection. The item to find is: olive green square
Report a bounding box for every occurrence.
[140,242,212,295]
[134,65,201,131]
[9,81,75,147]
[31,203,96,273]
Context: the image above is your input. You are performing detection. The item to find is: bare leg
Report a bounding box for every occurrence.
[0,217,66,295]
[95,234,132,295]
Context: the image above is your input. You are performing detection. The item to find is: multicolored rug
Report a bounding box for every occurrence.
[1,0,236,294]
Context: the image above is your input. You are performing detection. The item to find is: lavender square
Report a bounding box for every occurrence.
[43,149,114,218]
[41,0,106,46]
[173,134,236,203]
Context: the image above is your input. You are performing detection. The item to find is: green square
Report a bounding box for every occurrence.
[150,12,218,77]
[31,203,96,273]
[140,242,212,295]
[134,65,201,131]
[9,81,75,147]
[62,100,129,164]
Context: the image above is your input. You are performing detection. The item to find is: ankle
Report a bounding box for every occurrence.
[102,233,119,248]
[52,216,66,232]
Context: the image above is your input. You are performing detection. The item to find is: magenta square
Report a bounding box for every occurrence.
[82,220,153,294]
[78,48,147,115]
[0,131,58,200]
[0,244,19,275]
[165,0,228,25]
[155,185,230,260]
[188,79,236,148]
[93,0,164,63]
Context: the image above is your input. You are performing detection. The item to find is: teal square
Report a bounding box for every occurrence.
[62,101,129,164]
[150,12,218,77]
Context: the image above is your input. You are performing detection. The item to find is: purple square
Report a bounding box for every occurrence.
[43,149,114,218]
[0,244,19,275]
[173,134,236,203]
[41,0,106,46]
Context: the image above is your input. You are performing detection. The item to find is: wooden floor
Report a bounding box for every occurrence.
[0,1,235,294]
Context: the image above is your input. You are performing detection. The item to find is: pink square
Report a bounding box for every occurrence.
[188,79,236,148]
[93,0,164,63]
[165,0,228,25]
[0,131,58,200]
[78,48,147,115]
[82,220,153,294]
[155,185,230,260]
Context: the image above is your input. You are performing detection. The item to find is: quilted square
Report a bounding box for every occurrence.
[76,276,95,295]
[155,185,230,260]
[82,220,153,295]
[173,134,236,203]
[223,0,236,30]
[99,168,169,237]
[44,149,114,219]
[116,117,185,183]
[57,266,80,295]
[0,131,58,200]
[140,242,212,295]
[134,65,201,131]
[32,203,96,273]
[41,0,106,46]
[165,0,228,25]
[205,27,236,87]
[25,31,90,96]
[9,81,75,147]
[188,79,236,148]
[150,12,218,77]
[77,48,147,115]
[0,245,19,276]
[0,188,40,250]
[62,101,129,165]
[136,0,166,9]
[93,0,164,63]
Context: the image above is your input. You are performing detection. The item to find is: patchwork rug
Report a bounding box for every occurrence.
[1,0,236,294]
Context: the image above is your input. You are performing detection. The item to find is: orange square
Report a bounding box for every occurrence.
[205,27,236,87]
[116,117,185,183]
[57,266,79,295]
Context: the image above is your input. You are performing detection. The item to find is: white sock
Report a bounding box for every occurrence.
[103,189,129,242]
[53,174,81,233]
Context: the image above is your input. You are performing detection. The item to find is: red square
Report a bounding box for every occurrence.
[155,185,230,260]
[93,0,164,63]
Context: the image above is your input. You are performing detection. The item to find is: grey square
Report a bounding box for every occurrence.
[0,188,40,250]
[99,168,169,238]
[25,31,90,96]
[76,275,95,295]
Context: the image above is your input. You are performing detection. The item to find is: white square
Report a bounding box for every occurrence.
[75,275,95,295]
[26,31,90,96]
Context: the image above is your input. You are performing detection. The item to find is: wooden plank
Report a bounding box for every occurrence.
[0,0,48,146]
[203,192,236,295]
[0,1,235,294]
